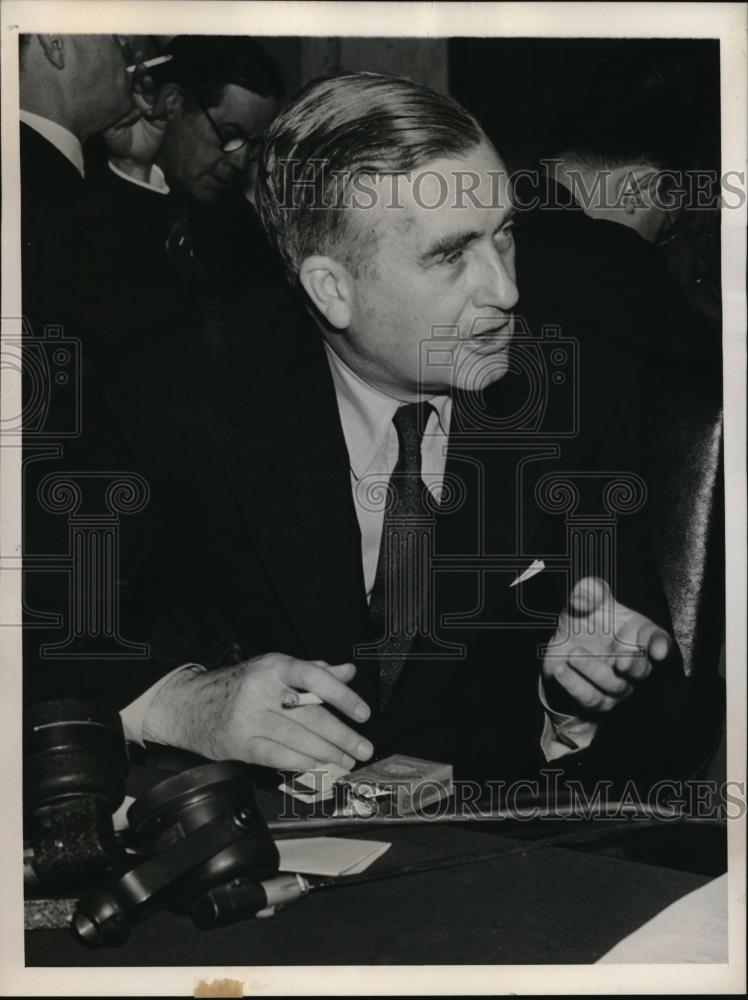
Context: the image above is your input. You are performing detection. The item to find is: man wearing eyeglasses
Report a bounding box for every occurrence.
[107,35,281,206]
[100,34,284,296]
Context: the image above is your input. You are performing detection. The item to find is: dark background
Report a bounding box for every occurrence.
[253,36,720,172]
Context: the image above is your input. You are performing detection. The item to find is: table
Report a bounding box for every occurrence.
[26,820,713,966]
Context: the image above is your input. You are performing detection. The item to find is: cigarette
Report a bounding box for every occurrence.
[281,691,324,709]
[126,54,174,73]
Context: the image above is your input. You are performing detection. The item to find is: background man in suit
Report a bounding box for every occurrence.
[513,62,721,366]
[20,37,287,722]
[113,73,681,787]
[19,33,136,289]
[512,64,724,777]
[25,36,285,369]
[100,35,284,293]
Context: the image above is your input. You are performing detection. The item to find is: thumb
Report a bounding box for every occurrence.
[567,576,611,617]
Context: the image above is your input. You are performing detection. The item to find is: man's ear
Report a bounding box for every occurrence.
[616,164,660,215]
[299,255,353,330]
[38,35,65,70]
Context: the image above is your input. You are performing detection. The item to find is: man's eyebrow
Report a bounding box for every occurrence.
[420,209,518,264]
[419,229,482,263]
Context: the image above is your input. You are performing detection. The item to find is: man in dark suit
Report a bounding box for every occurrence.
[20,37,287,726]
[23,37,285,398]
[97,35,284,291]
[19,32,136,291]
[108,73,683,789]
[511,87,724,776]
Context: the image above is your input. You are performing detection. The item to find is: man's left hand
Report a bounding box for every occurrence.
[542,576,673,715]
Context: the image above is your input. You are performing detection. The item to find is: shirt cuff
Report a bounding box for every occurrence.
[120,663,206,746]
[538,677,599,761]
[108,159,170,194]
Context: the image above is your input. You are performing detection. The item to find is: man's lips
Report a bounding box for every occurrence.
[465,318,514,354]
[204,172,233,191]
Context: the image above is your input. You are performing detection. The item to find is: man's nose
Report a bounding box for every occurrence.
[472,248,519,312]
[224,144,253,173]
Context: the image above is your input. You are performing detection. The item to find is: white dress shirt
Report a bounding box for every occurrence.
[20,109,85,177]
[326,343,452,597]
[122,340,597,761]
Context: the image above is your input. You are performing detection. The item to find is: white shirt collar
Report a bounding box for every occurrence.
[20,110,85,178]
[324,341,451,480]
[108,159,170,194]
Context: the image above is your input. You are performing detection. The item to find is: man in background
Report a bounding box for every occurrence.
[21,36,286,712]
[513,63,721,365]
[513,64,724,779]
[19,33,135,290]
[102,34,284,296]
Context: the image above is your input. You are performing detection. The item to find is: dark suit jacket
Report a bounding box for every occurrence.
[20,121,85,302]
[513,175,722,369]
[52,281,682,789]
[513,175,725,774]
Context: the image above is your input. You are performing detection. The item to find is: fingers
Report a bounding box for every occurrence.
[280,659,370,723]
[263,713,357,770]
[639,622,673,662]
[567,577,611,617]
[244,736,327,773]
[614,649,652,681]
[563,649,634,698]
[294,705,373,763]
[550,661,618,713]
[310,661,358,684]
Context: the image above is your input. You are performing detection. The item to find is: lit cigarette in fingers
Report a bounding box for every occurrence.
[126,54,174,73]
[280,691,324,709]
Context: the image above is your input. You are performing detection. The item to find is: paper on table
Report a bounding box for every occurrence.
[276,836,391,877]
[597,873,728,963]
[278,761,350,802]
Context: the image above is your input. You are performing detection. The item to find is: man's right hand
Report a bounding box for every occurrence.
[142,653,374,772]
[104,72,169,175]
[104,105,167,174]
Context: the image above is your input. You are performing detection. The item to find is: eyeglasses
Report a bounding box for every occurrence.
[192,95,252,156]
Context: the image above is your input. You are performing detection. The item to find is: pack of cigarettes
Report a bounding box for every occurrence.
[338,754,453,816]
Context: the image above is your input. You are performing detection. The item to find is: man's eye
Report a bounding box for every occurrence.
[494,224,516,251]
[443,249,464,265]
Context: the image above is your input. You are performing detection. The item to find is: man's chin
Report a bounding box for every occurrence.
[451,344,511,394]
[193,175,234,203]
[192,187,223,204]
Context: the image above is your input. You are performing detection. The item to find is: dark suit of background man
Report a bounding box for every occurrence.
[513,63,725,774]
[103,72,686,790]
[20,37,285,713]
[19,33,136,295]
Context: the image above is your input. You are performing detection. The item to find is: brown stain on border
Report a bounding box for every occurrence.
[194,978,244,998]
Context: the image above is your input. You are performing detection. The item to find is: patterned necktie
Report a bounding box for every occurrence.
[368,401,434,708]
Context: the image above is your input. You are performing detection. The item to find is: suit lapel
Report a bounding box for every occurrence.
[206,293,369,662]
[439,378,557,575]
